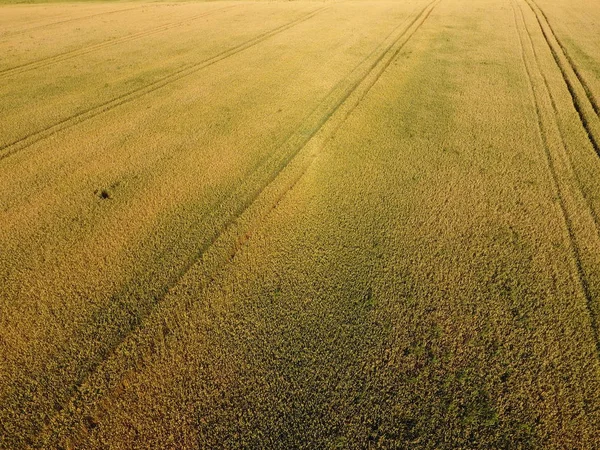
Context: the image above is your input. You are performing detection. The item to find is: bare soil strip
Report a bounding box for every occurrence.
[0,6,328,162]
[0,4,239,78]
[512,0,600,357]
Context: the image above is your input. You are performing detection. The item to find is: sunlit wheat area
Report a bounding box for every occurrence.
[1,0,599,447]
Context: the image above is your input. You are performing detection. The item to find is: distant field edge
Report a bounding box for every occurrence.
[0,0,219,5]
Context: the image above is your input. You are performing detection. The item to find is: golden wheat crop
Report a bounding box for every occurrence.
[1,0,599,447]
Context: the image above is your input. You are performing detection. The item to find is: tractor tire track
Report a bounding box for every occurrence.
[530,0,600,117]
[35,1,440,446]
[517,3,600,235]
[1,4,149,39]
[511,0,600,358]
[0,7,328,163]
[0,5,239,78]
[218,0,442,267]
[523,0,600,156]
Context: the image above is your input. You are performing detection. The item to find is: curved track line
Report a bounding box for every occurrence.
[530,0,600,117]
[0,7,328,163]
[35,2,440,445]
[511,0,600,358]
[1,5,148,38]
[0,5,239,78]
[523,0,600,156]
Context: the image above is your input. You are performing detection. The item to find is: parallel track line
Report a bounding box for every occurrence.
[511,0,600,358]
[0,5,239,78]
[523,0,600,156]
[530,0,600,117]
[0,7,328,162]
[35,2,440,446]
[1,5,148,38]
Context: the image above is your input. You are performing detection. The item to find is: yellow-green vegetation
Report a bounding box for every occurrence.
[1,0,600,447]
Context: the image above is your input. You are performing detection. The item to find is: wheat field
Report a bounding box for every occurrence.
[1,0,600,447]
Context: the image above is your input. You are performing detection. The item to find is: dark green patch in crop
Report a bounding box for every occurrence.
[94,188,111,200]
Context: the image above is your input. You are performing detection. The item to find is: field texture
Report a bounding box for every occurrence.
[1,0,600,448]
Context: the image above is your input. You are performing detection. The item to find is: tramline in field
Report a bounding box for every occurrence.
[1,0,599,447]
